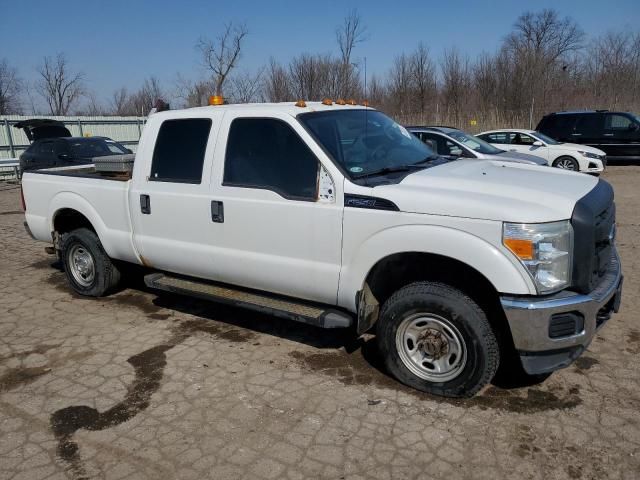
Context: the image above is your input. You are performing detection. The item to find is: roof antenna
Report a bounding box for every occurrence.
[364,56,369,186]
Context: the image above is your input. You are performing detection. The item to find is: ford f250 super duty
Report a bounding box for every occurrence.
[21,101,623,397]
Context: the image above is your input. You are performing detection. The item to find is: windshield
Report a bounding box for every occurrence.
[69,139,128,157]
[532,131,560,145]
[298,110,436,177]
[446,130,503,154]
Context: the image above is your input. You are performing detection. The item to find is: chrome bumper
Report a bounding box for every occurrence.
[500,249,622,374]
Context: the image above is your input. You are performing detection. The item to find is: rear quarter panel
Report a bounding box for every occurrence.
[23,170,138,263]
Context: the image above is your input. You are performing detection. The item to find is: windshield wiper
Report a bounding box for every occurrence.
[354,156,441,180]
[407,155,441,167]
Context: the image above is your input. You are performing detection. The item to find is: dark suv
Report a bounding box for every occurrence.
[536,110,640,161]
[15,119,132,174]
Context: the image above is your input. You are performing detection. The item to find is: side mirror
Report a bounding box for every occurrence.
[532,140,543,146]
[449,148,463,157]
[126,148,133,154]
[629,123,639,131]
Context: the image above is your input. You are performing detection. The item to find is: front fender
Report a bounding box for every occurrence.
[338,224,536,311]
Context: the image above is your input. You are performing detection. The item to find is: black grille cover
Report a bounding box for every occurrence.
[571,180,615,293]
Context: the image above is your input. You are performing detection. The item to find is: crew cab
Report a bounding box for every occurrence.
[21,101,623,398]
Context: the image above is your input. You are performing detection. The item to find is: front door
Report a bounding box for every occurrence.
[206,114,344,305]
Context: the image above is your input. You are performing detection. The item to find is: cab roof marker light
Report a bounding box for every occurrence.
[322,98,333,105]
[295,100,307,108]
[208,95,224,106]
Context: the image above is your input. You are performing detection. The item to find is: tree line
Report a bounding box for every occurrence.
[1,9,638,131]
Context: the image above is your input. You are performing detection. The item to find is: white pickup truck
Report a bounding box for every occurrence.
[21,101,623,397]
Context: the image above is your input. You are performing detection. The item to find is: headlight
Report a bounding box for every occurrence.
[503,221,573,294]
[578,151,601,160]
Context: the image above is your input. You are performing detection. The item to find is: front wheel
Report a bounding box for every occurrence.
[553,156,579,171]
[61,228,121,297]
[376,282,499,397]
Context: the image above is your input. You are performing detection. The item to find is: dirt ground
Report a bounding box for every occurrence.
[0,167,638,480]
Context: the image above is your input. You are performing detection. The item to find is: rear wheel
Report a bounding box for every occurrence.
[553,156,579,171]
[376,282,499,397]
[61,228,121,297]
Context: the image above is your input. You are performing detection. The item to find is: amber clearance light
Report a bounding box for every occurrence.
[208,95,224,106]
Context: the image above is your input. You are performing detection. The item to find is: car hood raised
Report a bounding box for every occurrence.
[369,159,598,222]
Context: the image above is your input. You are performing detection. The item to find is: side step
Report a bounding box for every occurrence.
[144,273,353,329]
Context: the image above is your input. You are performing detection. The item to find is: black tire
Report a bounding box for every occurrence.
[552,156,579,171]
[376,282,499,398]
[61,228,121,297]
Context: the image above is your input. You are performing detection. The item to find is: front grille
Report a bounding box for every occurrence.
[571,180,615,294]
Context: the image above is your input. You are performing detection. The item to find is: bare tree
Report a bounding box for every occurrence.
[36,53,85,115]
[441,47,472,125]
[110,87,130,115]
[264,58,292,102]
[174,75,214,108]
[197,22,248,96]
[228,68,264,103]
[410,43,437,123]
[336,9,367,97]
[78,92,105,115]
[0,58,22,114]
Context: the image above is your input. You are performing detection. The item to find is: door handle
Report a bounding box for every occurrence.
[571,133,582,136]
[140,194,151,214]
[603,133,614,137]
[211,200,224,223]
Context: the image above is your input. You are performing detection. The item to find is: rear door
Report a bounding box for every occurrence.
[129,113,224,279]
[601,113,640,159]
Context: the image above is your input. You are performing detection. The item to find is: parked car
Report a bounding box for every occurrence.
[477,129,605,173]
[407,126,548,166]
[536,110,640,162]
[14,119,132,174]
[21,101,622,398]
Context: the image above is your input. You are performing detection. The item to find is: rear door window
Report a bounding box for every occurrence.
[223,118,319,201]
[483,133,510,144]
[150,118,212,183]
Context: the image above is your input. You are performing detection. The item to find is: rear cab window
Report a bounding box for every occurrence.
[150,118,212,183]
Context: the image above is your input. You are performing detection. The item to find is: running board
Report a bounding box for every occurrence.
[144,273,353,329]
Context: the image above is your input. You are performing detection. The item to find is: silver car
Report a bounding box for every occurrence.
[407,126,548,166]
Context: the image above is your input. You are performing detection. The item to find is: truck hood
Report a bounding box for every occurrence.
[369,159,598,222]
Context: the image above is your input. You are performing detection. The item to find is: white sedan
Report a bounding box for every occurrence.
[476,129,606,173]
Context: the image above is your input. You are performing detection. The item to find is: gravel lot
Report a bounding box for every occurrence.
[1,167,639,480]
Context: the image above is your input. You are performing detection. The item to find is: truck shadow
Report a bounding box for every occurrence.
[41,264,582,414]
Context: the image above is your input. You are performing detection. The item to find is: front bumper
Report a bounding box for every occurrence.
[500,248,622,374]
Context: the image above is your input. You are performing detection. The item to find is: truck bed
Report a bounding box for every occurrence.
[27,164,132,182]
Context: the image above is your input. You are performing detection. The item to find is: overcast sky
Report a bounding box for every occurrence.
[2,0,639,109]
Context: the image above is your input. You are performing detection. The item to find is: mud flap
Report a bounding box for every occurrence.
[357,282,380,334]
